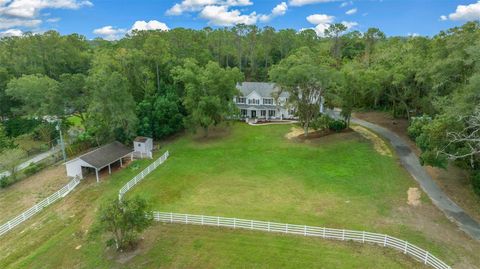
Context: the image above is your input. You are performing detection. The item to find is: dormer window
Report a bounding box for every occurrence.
[236,97,246,104]
[248,99,260,105]
[263,98,273,105]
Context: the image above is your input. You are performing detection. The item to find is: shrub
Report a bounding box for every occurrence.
[23,162,45,176]
[311,114,332,131]
[472,172,480,197]
[0,176,10,188]
[4,118,42,137]
[407,115,432,140]
[328,119,347,132]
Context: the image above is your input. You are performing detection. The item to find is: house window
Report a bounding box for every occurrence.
[260,110,266,117]
[263,98,273,105]
[240,109,247,117]
[268,110,276,117]
[248,99,260,105]
[236,97,246,104]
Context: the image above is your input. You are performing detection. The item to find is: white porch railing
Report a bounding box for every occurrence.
[118,151,169,200]
[153,212,451,269]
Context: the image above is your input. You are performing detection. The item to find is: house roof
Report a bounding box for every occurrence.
[134,136,150,143]
[79,141,133,169]
[237,82,288,98]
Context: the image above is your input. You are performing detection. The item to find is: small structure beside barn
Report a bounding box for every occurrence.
[133,136,153,159]
[65,141,133,182]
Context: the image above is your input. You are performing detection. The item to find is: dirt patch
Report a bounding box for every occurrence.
[407,188,421,206]
[285,127,305,140]
[351,125,392,157]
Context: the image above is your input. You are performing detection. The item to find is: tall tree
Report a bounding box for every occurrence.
[173,59,243,136]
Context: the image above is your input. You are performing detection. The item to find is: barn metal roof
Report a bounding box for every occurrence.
[79,141,133,169]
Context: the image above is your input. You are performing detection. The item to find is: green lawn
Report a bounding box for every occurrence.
[0,123,477,268]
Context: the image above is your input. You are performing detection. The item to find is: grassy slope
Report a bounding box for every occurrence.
[0,123,475,268]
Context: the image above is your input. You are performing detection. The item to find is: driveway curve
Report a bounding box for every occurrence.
[352,117,480,241]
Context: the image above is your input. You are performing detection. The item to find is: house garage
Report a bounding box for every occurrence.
[65,141,134,182]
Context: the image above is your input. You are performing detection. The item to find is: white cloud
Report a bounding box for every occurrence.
[93,20,170,40]
[93,26,127,41]
[0,0,92,30]
[306,13,357,36]
[131,20,169,31]
[340,1,352,8]
[166,0,252,15]
[306,14,334,24]
[199,5,258,26]
[441,1,480,21]
[345,8,357,15]
[259,2,288,22]
[289,0,337,7]
[46,17,60,23]
[0,0,92,18]
[0,17,41,29]
[408,32,420,37]
[341,20,358,29]
[0,28,23,37]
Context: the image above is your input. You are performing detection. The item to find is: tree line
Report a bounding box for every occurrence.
[0,22,479,194]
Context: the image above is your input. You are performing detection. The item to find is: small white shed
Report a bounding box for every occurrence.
[65,141,133,182]
[134,136,153,159]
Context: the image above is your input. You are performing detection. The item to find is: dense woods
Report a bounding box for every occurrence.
[0,22,479,193]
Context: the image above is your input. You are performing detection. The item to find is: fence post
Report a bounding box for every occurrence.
[304,225,307,236]
[250,220,253,229]
[322,227,326,238]
[424,252,429,264]
[383,235,387,247]
[201,215,204,225]
[362,231,365,243]
[342,229,345,240]
[185,214,188,224]
[404,241,408,254]
[268,222,270,232]
[170,212,173,223]
[217,216,220,227]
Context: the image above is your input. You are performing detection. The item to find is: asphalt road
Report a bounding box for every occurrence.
[0,147,59,179]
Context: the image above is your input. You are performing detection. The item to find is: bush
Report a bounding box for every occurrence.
[4,118,42,137]
[328,119,347,132]
[23,162,45,176]
[472,172,480,197]
[0,176,10,188]
[311,114,332,131]
[407,115,432,140]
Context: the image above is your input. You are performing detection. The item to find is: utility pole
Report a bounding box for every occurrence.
[56,120,67,163]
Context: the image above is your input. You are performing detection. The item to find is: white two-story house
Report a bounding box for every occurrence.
[234,82,295,120]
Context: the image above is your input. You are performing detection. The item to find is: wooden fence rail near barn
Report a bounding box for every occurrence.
[0,176,81,237]
[153,212,452,269]
[118,151,169,200]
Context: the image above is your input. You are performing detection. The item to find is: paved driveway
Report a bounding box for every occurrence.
[0,147,60,179]
[327,109,480,240]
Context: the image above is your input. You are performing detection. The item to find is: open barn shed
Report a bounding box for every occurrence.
[65,141,133,182]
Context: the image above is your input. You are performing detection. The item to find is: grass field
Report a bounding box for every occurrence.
[0,123,478,268]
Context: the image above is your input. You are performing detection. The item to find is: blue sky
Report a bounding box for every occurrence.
[0,0,479,39]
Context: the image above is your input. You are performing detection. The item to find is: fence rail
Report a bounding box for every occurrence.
[0,176,81,237]
[153,212,451,269]
[118,151,169,200]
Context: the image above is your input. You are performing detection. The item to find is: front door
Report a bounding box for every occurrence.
[251,110,256,118]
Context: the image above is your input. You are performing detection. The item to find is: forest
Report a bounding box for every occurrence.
[0,22,479,194]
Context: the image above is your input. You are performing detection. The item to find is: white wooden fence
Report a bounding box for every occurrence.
[153,212,451,269]
[118,151,169,200]
[0,176,81,237]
